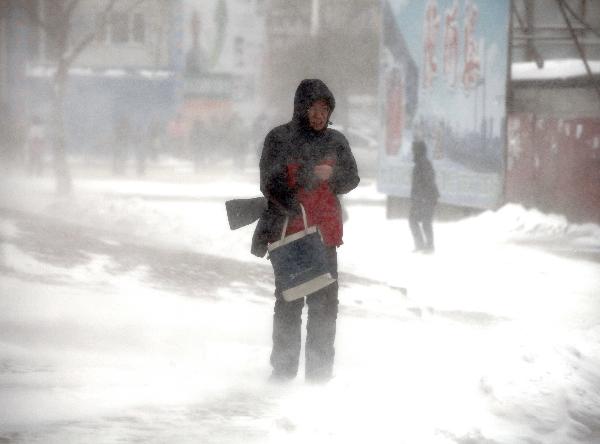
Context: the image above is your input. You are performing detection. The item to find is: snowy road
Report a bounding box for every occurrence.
[1,172,600,443]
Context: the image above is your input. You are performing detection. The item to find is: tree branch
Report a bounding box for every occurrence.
[64,31,98,67]
[512,0,544,68]
[63,0,119,66]
[17,0,50,32]
[561,0,600,39]
[125,0,151,14]
[65,0,81,19]
[64,0,149,66]
[511,1,527,33]
[557,0,600,108]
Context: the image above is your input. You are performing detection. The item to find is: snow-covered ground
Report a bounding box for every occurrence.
[512,59,600,81]
[1,163,600,443]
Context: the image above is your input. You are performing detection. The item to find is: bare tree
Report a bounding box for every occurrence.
[20,0,146,194]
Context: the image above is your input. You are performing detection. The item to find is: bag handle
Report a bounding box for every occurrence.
[280,204,308,241]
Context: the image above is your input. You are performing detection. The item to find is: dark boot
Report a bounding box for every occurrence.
[422,204,435,252]
[305,282,338,382]
[409,213,424,250]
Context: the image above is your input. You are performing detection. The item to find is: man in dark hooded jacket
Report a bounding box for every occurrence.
[253,79,360,382]
[409,140,439,253]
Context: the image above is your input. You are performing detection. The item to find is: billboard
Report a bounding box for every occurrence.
[378,0,510,209]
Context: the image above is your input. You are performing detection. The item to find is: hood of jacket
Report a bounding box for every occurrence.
[292,79,336,132]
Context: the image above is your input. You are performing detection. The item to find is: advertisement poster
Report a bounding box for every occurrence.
[379,0,510,209]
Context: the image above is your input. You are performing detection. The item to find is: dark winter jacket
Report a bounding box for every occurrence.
[410,153,440,204]
[251,79,360,257]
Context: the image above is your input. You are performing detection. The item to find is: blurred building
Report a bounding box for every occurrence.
[167,0,268,163]
[511,0,600,62]
[4,0,183,154]
[262,0,380,129]
[180,0,266,126]
[507,0,600,222]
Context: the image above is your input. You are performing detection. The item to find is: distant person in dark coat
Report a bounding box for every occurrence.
[409,140,439,253]
[254,79,360,383]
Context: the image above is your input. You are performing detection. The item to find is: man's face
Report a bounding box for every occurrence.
[307,99,330,131]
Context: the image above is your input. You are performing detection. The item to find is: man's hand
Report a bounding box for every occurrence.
[314,164,333,181]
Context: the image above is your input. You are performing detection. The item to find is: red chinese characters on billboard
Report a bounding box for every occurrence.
[421,0,481,92]
[443,0,459,88]
[385,68,405,155]
[462,0,480,91]
[380,1,510,209]
[422,0,440,89]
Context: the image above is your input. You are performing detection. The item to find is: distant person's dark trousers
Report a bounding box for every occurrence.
[409,199,436,251]
[270,247,338,382]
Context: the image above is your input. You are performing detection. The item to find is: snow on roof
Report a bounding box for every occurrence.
[26,66,174,79]
[138,70,172,79]
[512,58,600,81]
[103,69,128,77]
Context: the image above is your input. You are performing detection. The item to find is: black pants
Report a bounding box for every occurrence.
[409,200,435,250]
[270,247,338,381]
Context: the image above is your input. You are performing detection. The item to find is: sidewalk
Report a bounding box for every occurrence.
[2,163,600,443]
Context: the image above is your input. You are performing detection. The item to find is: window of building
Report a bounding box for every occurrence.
[111,12,129,43]
[132,13,145,43]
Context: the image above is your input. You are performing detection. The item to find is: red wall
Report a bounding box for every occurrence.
[506,114,600,223]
